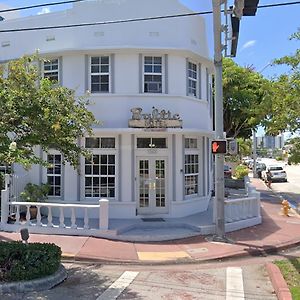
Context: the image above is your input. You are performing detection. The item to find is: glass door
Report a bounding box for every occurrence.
[137,157,168,215]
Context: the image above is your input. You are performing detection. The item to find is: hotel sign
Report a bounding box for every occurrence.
[129,107,183,129]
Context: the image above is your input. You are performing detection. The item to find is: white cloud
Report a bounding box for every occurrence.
[37,7,51,15]
[242,40,256,50]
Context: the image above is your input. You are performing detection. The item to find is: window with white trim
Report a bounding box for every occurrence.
[84,137,116,198]
[144,56,162,93]
[184,138,199,197]
[90,56,110,93]
[188,62,198,97]
[43,59,59,82]
[47,154,62,196]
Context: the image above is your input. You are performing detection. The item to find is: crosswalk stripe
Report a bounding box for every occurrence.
[226,267,245,300]
[96,271,139,300]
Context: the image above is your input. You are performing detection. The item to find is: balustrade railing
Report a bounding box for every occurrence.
[225,196,260,223]
[1,199,109,234]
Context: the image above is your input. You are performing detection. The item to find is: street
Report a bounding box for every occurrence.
[269,164,300,209]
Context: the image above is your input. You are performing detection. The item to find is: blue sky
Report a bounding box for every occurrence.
[0,0,299,78]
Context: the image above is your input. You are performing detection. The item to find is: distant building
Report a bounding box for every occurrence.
[256,134,284,149]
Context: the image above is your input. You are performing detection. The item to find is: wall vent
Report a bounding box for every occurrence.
[46,36,55,42]
[94,31,105,37]
[1,41,10,47]
[149,32,159,37]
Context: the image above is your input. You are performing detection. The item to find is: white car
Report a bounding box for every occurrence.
[262,165,287,182]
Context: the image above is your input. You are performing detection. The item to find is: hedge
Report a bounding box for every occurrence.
[0,242,61,282]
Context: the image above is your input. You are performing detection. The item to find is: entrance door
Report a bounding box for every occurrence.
[137,157,168,215]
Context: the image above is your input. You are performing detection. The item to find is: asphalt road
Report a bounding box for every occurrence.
[270,164,300,209]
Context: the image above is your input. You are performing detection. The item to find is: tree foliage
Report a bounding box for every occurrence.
[287,137,300,165]
[0,56,97,168]
[264,28,300,135]
[222,58,272,139]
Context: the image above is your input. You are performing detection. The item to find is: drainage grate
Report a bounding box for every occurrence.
[141,218,165,222]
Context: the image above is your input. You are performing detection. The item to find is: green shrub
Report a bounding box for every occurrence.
[276,156,283,161]
[234,164,249,179]
[20,183,50,202]
[0,241,61,282]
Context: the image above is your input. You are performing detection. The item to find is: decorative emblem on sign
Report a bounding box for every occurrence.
[128,107,183,128]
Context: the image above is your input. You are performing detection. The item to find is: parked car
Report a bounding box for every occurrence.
[224,165,232,178]
[261,165,287,182]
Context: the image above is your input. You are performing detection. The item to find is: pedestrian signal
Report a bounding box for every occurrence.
[211,140,227,154]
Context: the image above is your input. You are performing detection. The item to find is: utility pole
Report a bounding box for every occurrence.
[212,0,225,239]
[211,0,260,240]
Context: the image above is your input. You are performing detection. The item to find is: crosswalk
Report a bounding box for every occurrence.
[97,267,246,300]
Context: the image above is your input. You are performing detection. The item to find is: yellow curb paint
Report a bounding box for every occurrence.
[62,253,76,258]
[137,251,191,261]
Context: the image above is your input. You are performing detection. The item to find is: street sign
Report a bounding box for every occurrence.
[227,139,239,155]
[211,140,227,154]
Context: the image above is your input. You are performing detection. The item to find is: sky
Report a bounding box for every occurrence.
[0,0,299,136]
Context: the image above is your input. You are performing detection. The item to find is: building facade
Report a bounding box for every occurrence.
[0,0,214,219]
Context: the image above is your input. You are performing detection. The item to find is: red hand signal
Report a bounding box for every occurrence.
[212,142,220,153]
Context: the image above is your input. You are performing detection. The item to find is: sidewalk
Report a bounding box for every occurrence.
[1,177,299,264]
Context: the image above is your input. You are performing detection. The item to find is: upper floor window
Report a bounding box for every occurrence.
[188,62,198,97]
[137,137,167,149]
[85,137,115,149]
[43,59,59,82]
[185,138,198,149]
[90,56,110,93]
[144,56,162,93]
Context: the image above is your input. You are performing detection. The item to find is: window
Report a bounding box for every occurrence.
[43,59,59,82]
[137,138,167,148]
[188,62,198,97]
[85,154,115,198]
[90,56,110,93]
[85,137,115,149]
[184,154,199,196]
[47,154,62,196]
[185,138,198,149]
[184,138,199,197]
[144,56,162,93]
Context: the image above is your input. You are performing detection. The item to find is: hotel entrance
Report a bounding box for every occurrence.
[136,156,168,215]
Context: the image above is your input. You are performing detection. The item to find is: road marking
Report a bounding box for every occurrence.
[137,251,190,261]
[96,271,139,300]
[226,267,244,300]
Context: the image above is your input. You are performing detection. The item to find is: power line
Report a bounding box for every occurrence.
[0,1,299,33]
[0,0,87,14]
[0,11,210,33]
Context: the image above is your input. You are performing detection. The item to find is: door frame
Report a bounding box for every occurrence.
[136,156,169,215]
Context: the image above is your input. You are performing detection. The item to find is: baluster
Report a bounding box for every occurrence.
[84,208,89,229]
[16,205,20,224]
[36,206,42,226]
[26,205,31,225]
[47,206,53,227]
[71,207,77,229]
[59,207,65,228]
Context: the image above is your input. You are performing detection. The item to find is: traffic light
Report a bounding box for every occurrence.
[211,140,227,154]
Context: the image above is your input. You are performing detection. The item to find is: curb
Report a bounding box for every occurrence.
[60,238,300,265]
[0,264,67,295]
[265,262,292,300]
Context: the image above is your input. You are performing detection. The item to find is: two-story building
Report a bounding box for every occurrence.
[0,0,214,219]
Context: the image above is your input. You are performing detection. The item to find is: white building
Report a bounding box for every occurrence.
[1,0,215,219]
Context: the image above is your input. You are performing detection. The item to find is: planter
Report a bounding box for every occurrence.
[225,178,245,189]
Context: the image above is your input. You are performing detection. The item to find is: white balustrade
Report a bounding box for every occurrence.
[225,196,260,223]
[4,200,109,234]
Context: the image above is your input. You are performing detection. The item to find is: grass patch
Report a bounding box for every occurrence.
[274,258,300,299]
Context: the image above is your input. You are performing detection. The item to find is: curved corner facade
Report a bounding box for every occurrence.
[0,0,214,219]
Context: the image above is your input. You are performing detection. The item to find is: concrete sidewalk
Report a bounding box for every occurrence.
[1,178,299,264]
